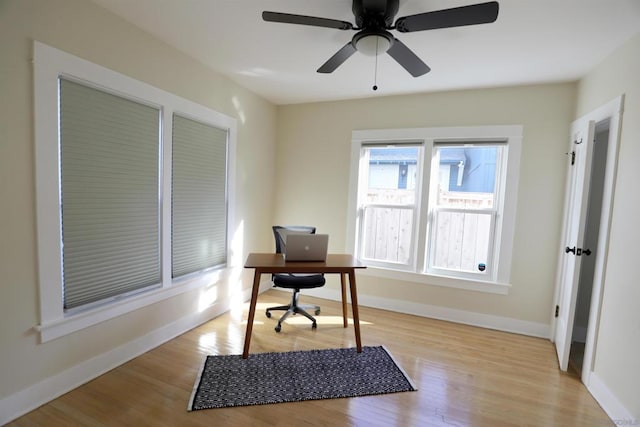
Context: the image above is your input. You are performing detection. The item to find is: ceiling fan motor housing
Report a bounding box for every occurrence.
[352,0,399,29]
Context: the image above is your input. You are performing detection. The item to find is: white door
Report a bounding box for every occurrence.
[553,119,595,371]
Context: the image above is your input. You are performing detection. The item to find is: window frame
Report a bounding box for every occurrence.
[356,143,424,271]
[425,142,506,281]
[58,77,164,312]
[347,126,522,295]
[33,42,237,341]
[171,113,230,278]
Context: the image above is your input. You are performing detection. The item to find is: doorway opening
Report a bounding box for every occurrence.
[568,119,610,375]
[552,95,623,386]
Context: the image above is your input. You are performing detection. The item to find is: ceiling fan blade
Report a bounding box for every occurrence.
[395,1,499,32]
[263,11,353,30]
[387,38,431,77]
[317,42,358,73]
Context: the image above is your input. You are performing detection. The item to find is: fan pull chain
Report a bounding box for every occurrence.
[372,37,379,91]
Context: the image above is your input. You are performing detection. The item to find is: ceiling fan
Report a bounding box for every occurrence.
[263,0,499,77]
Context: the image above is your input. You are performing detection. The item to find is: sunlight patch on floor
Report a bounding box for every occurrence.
[281,316,372,326]
[197,331,218,353]
[240,320,265,325]
[240,315,373,326]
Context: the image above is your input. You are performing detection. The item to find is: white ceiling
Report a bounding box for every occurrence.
[90,0,640,105]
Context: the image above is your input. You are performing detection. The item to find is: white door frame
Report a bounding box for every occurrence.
[550,95,624,385]
[554,117,596,371]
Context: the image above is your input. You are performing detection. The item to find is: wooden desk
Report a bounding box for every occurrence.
[243,253,366,358]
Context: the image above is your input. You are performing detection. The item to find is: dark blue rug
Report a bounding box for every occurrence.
[188,346,417,410]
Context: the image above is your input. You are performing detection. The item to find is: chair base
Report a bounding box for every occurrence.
[266,290,320,332]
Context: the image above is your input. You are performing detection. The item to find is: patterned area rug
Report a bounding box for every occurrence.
[188,346,417,410]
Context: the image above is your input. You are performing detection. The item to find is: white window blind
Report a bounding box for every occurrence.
[59,79,161,310]
[171,114,228,278]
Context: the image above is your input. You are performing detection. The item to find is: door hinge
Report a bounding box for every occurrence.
[555,305,559,318]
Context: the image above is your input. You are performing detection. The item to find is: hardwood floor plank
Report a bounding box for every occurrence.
[8,290,613,426]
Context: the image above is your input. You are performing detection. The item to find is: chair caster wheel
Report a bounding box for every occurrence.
[315,309,321,315]
[275,324,281,333]
[312,322,317,329]
[266,311,271,318]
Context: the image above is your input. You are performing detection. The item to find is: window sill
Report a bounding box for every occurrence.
[359,266,511,295]
[34,269,223,343]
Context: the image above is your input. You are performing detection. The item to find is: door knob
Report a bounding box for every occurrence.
[565,246,591,256]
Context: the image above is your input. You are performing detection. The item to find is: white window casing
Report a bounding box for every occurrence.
[347,126,522,294]
[33,41,237,341]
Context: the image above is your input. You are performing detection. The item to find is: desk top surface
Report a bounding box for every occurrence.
[245,253,366,272]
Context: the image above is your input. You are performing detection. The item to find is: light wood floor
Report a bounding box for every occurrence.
[10,290,612,426]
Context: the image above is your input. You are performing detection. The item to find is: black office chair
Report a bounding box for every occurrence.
[265,225,326,332]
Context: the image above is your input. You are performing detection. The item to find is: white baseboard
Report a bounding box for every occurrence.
[303,287,551,338]
[588,372,637,425]
[0,280,272,425]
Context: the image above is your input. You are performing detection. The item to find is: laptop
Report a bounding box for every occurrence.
[284,233,329,262]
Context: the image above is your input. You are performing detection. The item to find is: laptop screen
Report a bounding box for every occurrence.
[284,234,329,261]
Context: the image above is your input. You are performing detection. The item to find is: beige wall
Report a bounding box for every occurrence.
[0,0,276,401]
[275,83,576,325]
[576,32,640,418]
[3,0,637,421]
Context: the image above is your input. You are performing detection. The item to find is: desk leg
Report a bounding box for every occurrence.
[348,269,362,353]
[340,272,348,328]
[242,270,262,359]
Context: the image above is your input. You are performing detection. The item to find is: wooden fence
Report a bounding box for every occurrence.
[361,191,493,272]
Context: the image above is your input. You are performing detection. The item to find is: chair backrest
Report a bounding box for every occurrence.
[272,225,316,254]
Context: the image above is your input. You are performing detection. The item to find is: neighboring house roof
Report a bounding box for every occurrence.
[369,147,418,164]
[439,148,467,164]
[369,147,467,164]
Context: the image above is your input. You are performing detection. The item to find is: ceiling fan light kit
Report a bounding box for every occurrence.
[263,0,499,78]
[353,30,393,56]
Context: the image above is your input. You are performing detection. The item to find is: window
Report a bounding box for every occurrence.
[427,143,503,280]
[34,42,236,341]
[171,114,228,277]
[348,126,521,294]
[358,145,421,269]
[59,79,162,311]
